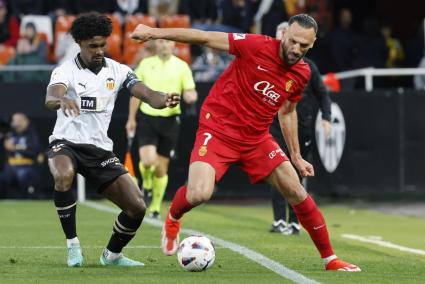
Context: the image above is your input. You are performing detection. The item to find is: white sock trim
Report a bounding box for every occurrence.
[66,237,80,248]
[323,254,337,265]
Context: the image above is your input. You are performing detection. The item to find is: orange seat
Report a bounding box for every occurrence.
[159,15,191,64]
[174,43,191,64]
[123,15,157,65]
[0,46,16,65]
[106,14,122,62]
[159,15,190,28]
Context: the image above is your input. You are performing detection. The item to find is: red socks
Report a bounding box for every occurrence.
[292,195,334,258]
[169,186,195,220]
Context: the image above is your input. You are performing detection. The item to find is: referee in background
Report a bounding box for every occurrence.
[126,39,197,219]
[270,22,332,235]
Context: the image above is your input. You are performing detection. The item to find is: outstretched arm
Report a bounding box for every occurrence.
[129,81,180,109]
[278,100,314,177]
[131,24,229,51]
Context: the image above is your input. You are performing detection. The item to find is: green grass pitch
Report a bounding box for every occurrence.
[1,200,425,283]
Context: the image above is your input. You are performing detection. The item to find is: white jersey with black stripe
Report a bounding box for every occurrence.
[47,55,134,151]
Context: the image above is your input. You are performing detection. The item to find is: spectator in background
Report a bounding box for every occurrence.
[381,24,404,68]
[330,7,359,90]
[114,0,148,25]
[192,46,232,82]
[55,32,80,64]
[7,22,48,81]
[405,24,424,68]
[179,0,217,30]
[148,0,179,20]
[414,54,425,91]
[254,0,287,36]
[15,22,47,63]
[330,8,359,72]
[8,0,45,19]
[0,0,19,48]
[0,113,41,199]
[357,19,387,69]
[45,0,75,17]
[73,0,117,14]
[216,0,249,33]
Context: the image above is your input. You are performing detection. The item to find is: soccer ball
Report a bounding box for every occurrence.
[177,235,215,272]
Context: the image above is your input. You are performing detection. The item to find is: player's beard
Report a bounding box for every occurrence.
[283,50,303,66]
[88,56,104,70]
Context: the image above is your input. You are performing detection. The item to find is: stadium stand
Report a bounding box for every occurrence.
[159,15,191,64]
[106,14,122,62]
[123,15,156,65]
[20,15,53,44]
[0,45,16,64]
[54,15,76,63]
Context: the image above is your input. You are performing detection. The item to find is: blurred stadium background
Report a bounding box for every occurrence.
[1,0,424,201]
[1,0,425,283]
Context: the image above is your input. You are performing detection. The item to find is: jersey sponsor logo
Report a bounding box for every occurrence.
[100,157,120,167]
[254,81,281,105]
[268,148,285,159]
[233,33,246,40]
[257,65,268,72]
[80,97,96,110]
[106,78,115,90]
[315,102,346,173]
[285,79,293,92]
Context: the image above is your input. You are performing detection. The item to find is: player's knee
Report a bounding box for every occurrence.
[126,197,146,220]
[140,159,155,169]
[284,183,306,205]
[53,169,75,191]
[186,183,212,205]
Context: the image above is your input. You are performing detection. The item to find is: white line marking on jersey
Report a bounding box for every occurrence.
[342,234,425,256]
[83,201,321,284]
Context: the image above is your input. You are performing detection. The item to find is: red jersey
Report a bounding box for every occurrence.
[199,33,311,143]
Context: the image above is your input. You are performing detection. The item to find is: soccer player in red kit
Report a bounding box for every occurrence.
[131,14,360,271]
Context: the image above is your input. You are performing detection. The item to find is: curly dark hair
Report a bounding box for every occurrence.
[70,12,112,42]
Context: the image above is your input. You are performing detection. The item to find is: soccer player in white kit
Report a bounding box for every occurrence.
[45,13,180,267]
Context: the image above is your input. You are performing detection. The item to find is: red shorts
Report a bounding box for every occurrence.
[189,127,289,183]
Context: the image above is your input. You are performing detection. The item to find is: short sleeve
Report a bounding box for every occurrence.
[48,65,70,89]
[287,87,303,103]
[228,33,265,58]
[181,62,195,91]
[288,77,309,103]
[119,63,141,92]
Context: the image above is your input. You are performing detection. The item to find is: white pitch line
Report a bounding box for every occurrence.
[342,234,425,256]
[83,201,320,284]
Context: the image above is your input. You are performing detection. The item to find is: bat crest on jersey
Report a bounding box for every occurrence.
[254,81,281,105]
[106,78,115,90]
